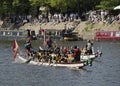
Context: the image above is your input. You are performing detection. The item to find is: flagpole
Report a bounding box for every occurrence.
[42,29,47,49]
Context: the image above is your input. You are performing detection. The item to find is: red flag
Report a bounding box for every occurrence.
[12,40,19,59]
[42,29,46,46]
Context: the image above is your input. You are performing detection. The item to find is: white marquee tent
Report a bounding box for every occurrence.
[114,5,120,10]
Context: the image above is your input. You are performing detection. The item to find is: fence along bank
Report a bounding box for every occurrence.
[0,29,61,40]
[0,30,27,40]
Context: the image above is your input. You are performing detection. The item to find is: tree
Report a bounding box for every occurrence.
[0,0,120,19]
[12,0,30,15]
[96,0,120,10]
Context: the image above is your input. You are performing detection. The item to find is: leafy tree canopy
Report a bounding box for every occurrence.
[0,0,120,17]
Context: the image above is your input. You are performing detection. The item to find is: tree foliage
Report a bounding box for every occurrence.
[96,0,120,10]
[0,0,120,17]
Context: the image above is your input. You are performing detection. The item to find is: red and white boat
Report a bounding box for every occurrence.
[12,40,101,68]
[95,31,120,40]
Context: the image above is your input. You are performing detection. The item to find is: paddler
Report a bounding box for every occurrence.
[46,35,53,49]
[73,45,81,62]
[24,37,34,57]
[86,40,93,55]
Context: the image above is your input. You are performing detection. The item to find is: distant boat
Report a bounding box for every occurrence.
[95,31,120,40]
[62,32,79,41]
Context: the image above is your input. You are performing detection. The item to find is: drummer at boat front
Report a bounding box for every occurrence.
[24,37,33,57]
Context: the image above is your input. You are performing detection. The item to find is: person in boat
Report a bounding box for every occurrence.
[55,46,67,63]
[73,45,81,62]
[64,46,70,55]
[69,46,74,54]
[59,46,65,56]
[86,40,93,55]
[67,53,74,63]
[46,35,53,49]
[81,47,87,55]
[24,37,34,57]
[66,46,74,63]
[54,46,60,54]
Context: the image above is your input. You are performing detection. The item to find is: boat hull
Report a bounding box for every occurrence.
[15,55,84,68]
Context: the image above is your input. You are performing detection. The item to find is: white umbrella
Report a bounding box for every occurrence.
[114,5,120,10]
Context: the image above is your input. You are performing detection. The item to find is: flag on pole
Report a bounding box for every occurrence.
[12,40,19,59]
[42,29,46,46]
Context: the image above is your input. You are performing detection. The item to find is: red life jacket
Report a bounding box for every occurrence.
[73,48,79,56]
[65,48,69,54]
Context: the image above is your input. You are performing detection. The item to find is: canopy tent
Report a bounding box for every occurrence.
[114,5,120,10]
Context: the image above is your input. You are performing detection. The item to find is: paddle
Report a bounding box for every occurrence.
[25,56,34,63]
[25,51,36,63]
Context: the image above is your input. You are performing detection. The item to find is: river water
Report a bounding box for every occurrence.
[0,40,120,86]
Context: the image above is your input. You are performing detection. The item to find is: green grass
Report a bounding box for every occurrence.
[119,26,120,30]
[84,23,94,32]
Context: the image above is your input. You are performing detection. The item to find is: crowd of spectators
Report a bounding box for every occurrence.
[1,13,80,25]
[0,13,81,30]
[87,10,120,24]
[0,10,120,30]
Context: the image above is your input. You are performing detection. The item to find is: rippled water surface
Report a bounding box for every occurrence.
[0,40,120,86]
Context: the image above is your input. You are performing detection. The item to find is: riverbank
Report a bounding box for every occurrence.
[0,20,120,40]
[74,20,120,40]
[20,20,120,40]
